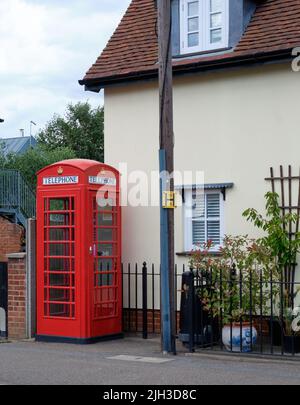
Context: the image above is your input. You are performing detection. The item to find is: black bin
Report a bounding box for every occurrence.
[178,270,219,347]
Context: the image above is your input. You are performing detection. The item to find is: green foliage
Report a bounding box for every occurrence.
[3,145,76,188]
[243,192,300,271]
[243,192,300,334]
[37,102,104,162]
[1,101,103,190]
[189,237,279,325]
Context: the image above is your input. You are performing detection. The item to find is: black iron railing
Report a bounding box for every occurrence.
[122,262,300,358]
[184,266,300,357]
[122,262,184,337]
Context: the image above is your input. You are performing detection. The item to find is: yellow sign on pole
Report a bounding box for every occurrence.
[162,191,177,209]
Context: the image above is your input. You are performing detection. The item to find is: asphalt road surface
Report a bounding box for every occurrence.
[0,337,300,385]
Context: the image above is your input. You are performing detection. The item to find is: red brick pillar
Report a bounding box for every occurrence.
[7,253,27,340]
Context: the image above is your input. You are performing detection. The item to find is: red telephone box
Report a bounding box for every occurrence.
[36,159,122,343]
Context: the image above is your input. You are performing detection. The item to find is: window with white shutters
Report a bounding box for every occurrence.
[184,189,224,251]
[180,0,229,55]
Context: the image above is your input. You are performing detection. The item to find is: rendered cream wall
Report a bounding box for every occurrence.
[104,63,300,267]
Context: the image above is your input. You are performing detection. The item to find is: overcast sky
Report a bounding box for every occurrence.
[0,0,130,138]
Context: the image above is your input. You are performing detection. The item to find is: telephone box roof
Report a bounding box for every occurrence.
[37,159,119,175]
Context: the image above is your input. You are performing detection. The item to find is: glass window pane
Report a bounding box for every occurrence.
[49,288,73,303]
[210,13,222,28]
[49,198,69,211]
[188,33,199,47]
[49,213,72,226]
[97,244,114,257]
[49,258,70,272]
[210,0,222,12]
[49,228,74,241]
[49,273,72,287]
[95,259,114,272]
[98,228,114,242]
[95,274,114,287]
[210,28,222,43]
[95,302,116,318]
[188,17,199,32]
[49,303,73,317]
[96,197,115,211]
[97,212,114,226]
[188,1,199,16]
[48,243,68,257]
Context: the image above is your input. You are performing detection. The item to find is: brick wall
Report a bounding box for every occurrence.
[7,253,27,340]
[123,309,180,335]
[0,216,23,262]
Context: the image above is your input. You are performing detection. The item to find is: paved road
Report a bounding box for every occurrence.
[0,337,300,385]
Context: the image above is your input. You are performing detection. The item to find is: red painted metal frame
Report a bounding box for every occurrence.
[36,159,122,341]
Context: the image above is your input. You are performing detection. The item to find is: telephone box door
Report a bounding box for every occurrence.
[37,192,81,338]
[89,190,122,337]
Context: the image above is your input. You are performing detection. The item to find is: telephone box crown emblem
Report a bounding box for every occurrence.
[57,166,64,175]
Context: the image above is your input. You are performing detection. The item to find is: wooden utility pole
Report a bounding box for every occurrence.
[157,0,176,354]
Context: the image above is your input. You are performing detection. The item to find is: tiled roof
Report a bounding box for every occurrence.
[80,0,300,86]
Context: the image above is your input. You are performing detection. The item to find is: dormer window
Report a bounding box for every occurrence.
[180,0,229,54]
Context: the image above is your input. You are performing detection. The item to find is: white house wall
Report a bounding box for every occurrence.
[104,62,300,270]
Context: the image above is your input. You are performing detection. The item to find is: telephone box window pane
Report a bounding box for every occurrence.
[95,287,116,302]
[49,288,74,302]
[95,274,113,287]
[96,303,116,318]
[48,228,74,241]
[49,258,70,272]
[49,273,72,287]
[96,259,113,272]
[97,212,114,226]
[97,244,113,257]
[49,304,72,318]
[98,228,114,242]
[96,197,115,211]
[48,243,70,257]
[94,305,112,318]
[49,214,68,226]
[49,199,70,211]
[94,288,116,308]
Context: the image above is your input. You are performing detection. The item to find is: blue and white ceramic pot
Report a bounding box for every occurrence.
[222,323,257,353]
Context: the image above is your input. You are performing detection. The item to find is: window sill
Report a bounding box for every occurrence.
[173,47,232,60]
[176,251,222,257]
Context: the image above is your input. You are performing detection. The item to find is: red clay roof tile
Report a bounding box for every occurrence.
[80,0,300,86]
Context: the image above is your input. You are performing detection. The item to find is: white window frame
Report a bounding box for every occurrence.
[184,189,225,252]
[180,0,229,55]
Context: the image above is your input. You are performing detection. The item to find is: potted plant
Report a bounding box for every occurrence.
[189,236,279,353]
[281,306,300,353]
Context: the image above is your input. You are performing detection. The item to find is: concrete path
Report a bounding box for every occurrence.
[0,337,300,385]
